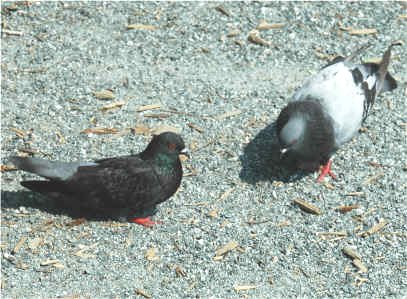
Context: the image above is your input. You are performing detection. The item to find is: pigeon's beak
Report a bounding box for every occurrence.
[280,148,288,158]
[180,148,190,158]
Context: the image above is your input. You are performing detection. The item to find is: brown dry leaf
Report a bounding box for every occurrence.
[9,127,25,138]
[248,29,271,46]
[135,288,152,298]
[353,258,368,273]
[127,24,157,30]
[12,236,27,254]
[137,104,161,112]
[93,89,115,100]
[65,218,86,227]
[360,218,388,237]
[256,20,285,30]
[207,209,218,218]
[234,285,258,292]
[131,125,151,135]
[215,240,239,258]
[99,101,125,112]
[342,246,362,260]
[227,29,241,37]
[293,198,321,215]
[1,165,17,172]
[348,28,377,35]
[81,127,120,135]
[187,123,204,133]
[335,204,360,213]
[28,237,43,250]
[145,247,159,261]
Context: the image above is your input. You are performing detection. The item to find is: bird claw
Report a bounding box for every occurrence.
[131,217,162,227]
[317,160,337,182]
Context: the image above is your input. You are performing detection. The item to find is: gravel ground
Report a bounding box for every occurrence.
[1,1,406,298]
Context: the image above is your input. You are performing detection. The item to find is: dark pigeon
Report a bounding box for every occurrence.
[9,132,189,226]
[277,42,401,182]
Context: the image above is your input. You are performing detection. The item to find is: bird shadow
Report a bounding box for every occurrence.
[1,190,129,221]
[239,121,307,184]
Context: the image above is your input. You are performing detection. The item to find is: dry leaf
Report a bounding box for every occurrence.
[135,288,152,298]
[127,24,157,30]
[74,243,98,259]
[353,259,368,273]
[137,104,161,112]
[216,110,241,120]
[234,285,258,291]
[100,101,125,112]
[207,209,218,218]
[248,29,271,46]
[342,246,362,260]
[187,123,204,133]
[93,89,115,100]
[12,236,27,254]
[40,259,61,266]
[131,125,151,135]
[28,237,43,250]
[256,21,285,30]
[65,218,86,227]
[227,29,241,37]
[335,204,360,213]
[362,172,384,185]
[81,127,119,135]
[1,165,17,172]
[215,5,230,17]
[215,240,239,258]
[360,218,388,237]
[293,198,321,215]
[9,127,25,138]
[145,248,159,261]
[348,28,377,35]
[175,265,187,277]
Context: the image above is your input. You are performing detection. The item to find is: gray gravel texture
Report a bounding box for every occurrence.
[1,1,406,298]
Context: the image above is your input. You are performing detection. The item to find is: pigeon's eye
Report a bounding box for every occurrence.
[167,143,177,151]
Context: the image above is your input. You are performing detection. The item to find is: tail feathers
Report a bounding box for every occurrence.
[376,41,402,94]
[9,156,96,180]
[21,180,68,194]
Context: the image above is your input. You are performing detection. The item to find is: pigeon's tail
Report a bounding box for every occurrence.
[9,156,96,181]
[21,180,66,194]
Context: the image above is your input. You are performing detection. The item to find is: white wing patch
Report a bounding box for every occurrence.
[292,62,365,146]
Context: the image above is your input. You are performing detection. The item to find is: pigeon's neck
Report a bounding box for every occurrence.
[153,153,179,174]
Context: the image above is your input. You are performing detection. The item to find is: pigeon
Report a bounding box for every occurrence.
[9,132,189,226]
[277,42,401,182]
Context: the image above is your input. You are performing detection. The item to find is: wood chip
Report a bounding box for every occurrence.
[335,204,360,213]
[248,29,271,46]
[215,5,230,17]
[214,240,239,259]
[145,248,159,261]
[99,101,125,112]
[352,258,368,273]
[226,29,240,37]
[293,198,321,215]
[360,218,388,237]
[3,29,23,36]
[9,127,25,138]
[256,21,285,30]
[187,123,204,133]
[93,89,115,100]
[234,285,258,292]
[131,125,151,135]
[135,288,152,298]
[81,127,119,135]
[137,104,161,112]
[12,236,27,254]
[362,172,384,185]
[342,246,362,260]
[1,165,17,172]
[127,24,157,30]
[348,28,378,35]
[216,109,241,120]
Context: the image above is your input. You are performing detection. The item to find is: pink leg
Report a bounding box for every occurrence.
[130,216,162,227]
[317,159,337,182]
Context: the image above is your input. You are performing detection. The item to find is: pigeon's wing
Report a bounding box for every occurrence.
[292,61,365,146]
[64,156,164,210]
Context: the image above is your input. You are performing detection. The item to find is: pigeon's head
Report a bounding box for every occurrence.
[278,116,306,156]
[148,132,189,158]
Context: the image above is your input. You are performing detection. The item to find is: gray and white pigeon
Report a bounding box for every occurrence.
[277,42,401,181]
[9,132,189,226]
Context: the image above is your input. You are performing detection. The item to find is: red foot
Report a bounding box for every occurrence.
[131,217,162,227]
[317,159,337,182]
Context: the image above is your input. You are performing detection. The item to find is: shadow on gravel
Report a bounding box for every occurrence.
[1,190,135,221]
[239,122,307,184]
